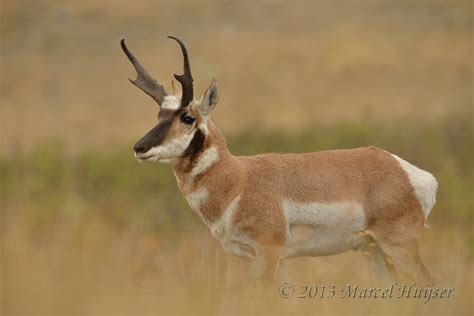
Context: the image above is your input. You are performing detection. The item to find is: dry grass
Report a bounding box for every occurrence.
[1,1,473,315]
[2,120,473,315]
[3,216,473,315]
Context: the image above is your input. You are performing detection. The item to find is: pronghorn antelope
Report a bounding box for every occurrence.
[121,36,437,283]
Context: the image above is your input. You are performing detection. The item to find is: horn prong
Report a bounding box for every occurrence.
[120,39,168,105]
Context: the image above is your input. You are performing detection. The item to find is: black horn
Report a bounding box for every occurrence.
[167,36,194,108]
[120,39,168,105]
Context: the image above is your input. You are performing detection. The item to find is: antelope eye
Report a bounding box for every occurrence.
[181,115,195,125]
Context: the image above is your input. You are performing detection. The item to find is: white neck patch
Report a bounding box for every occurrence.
[190,146,219,180]
[209,194,241,239]
[185,188,209,223]
[161,95,180,110]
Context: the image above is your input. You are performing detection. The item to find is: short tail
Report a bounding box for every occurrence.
[391,155,438,223]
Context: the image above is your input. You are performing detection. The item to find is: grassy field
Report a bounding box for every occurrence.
[1,1,473,315]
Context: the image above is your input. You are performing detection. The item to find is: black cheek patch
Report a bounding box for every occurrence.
[136,117,174,151]
[151,118,174,146]
[148,109,185,146]
[183,129,206,162]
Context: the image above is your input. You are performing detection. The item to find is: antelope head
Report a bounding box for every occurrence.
[121,36,219,163]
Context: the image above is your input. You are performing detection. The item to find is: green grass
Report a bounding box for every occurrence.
[1,1,472,314]
[2,119,473,315]
[3,119,472,237]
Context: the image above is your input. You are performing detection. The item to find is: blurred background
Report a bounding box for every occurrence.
[1,0,472,315]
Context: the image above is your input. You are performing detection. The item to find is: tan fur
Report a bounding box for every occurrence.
[170,118,433,283]
[131,82,434,283]
[124,39,434,282]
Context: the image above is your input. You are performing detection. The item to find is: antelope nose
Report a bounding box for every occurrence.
[133,143,148,154]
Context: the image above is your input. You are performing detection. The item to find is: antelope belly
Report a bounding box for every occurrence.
[281,200,367,258]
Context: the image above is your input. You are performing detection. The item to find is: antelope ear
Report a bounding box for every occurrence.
[198,79,219,115]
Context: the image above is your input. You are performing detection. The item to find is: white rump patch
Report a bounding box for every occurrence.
[282,200,366,258]
[190,146,219,180]
[139,130,196,162]
[161,95,180,110]
[391,154,438,219]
